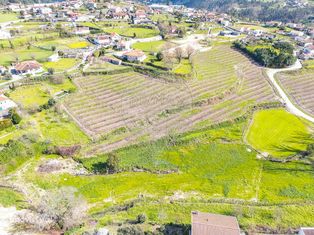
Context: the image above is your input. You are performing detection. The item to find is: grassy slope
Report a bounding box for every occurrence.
[21,119,314,231]
[0,188,24,208]
[246,109,312,158]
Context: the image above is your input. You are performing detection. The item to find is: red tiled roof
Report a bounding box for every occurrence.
[191,212,240,235]
[123,50,145,57]
[15,60,41,72]
[0,96,8,102]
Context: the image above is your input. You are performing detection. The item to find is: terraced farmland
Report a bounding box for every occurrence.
[64,45,277,154]
[277,69,314,117]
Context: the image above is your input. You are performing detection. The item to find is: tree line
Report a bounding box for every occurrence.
[233,40,296,68]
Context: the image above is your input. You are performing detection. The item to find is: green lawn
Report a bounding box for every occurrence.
[0,188,24,208]
[173,59,192,75]
[67,41,89,49]
[35,110,90,146]
[10,84,51,109]
[10,79,76,109]
[246,109,312,158]
[34,38,90,50]
[103,27,160,38]
[43,58,79,72]
[132,40,167,52]
[0,47,52,66]
[0,12,18,23]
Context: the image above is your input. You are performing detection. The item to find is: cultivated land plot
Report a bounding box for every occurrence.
[64,45,277,154]
[276,69,314,117]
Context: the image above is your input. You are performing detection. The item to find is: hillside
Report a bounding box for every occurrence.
[151,0,314,22]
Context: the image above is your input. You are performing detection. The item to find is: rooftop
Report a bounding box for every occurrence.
[191,211,240,235]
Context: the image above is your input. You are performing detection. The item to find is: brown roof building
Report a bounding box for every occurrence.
[191,211,241,235]
[14,60,42,73]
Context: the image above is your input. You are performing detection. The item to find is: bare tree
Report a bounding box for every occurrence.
[186,46,195,60]
[174,47,184,63]
[162,51,174,70]
[14,187,88,233]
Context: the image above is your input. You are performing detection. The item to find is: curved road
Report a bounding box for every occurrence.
[266,60,314,123]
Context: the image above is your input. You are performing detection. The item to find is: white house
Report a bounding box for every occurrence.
[47,54,59,62]
[73,26,90,35]
[122,50,146,62]
[0,94,17,118]
[0,30,11,40]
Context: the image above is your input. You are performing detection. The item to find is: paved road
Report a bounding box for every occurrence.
[266,60,314,123]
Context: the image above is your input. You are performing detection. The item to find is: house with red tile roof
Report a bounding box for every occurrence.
[122,50,146,62]
[13,60,42,74]
[191,211,241,235]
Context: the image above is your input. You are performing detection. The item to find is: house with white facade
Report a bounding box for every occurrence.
[0,94,17,118]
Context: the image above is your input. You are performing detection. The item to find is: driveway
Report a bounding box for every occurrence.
[266,60,314,123]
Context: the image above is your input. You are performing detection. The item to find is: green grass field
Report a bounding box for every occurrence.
[43,58,79,72]
[0,47,53,66]
[132,40,167,52]
[246,109,312,158]
[67,41,89,49]
[173,59,192,75]
[10,79,76,109]
[0,188,24,208]
[103,27,159,38]
[21,119,314,231]
[0,12,18,23]
[34,38,90,50]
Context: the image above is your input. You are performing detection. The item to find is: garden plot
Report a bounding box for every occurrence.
[64,45,277,154]
[276,69,314,117]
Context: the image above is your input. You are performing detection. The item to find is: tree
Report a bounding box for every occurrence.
[156,51,163,61]
[8,40,14,49]
[14,187,88,232]
[93,50,100,58]
[9,109,21,125]
[47,68,54,75]
[186,46,195,60]
[106,153,119,174]
[137,213,146,224]
[162,51,174,70]
[174,47,184,63]
[117,225,144,235]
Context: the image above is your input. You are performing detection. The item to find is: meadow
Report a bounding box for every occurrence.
[103,27,160,38]
[132,40,168,52]
[246,109,312,158]
[0,12,18,23]
[19,119,314,232]
[43,58,79,72]
[0,46,53,66]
